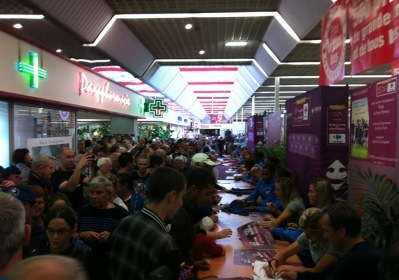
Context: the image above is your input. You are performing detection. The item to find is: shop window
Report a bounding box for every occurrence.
[0,101,10,167]
[14,105,76,158]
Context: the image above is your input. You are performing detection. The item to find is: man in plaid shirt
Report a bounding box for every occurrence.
[107,167,187,280]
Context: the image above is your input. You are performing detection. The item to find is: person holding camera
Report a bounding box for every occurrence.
[50,147,95,211]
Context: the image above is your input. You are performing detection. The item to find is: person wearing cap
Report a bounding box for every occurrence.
[0,193,32,279]
[190,153,222,189]
[51,147,94,211]
[25,154,55,196]
[0,166,23,190]
[4,184,47,258]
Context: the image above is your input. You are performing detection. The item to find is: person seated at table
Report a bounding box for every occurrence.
[266,208,341,277]
[234,158,255,181]
[239,166,282,213]
[307,178,336,210]
[235,150,253,168]
[259,177,305,233]
[272,177,335,243]
[278,202,383,280]
[241,166,262,186]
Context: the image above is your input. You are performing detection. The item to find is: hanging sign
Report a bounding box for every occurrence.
[319,0,346,86]
[144,99,168,118]
[18,51,47,88]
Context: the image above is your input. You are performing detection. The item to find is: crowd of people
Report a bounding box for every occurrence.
[0,131,397,280]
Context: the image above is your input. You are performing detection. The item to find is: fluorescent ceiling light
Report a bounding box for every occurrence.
[0,14,44,19]
[70,58,111,63]
[84,11,303,47]
[225,41,247,47]
[13,23,23,29]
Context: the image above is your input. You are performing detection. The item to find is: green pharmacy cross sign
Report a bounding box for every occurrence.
[18,52,47,88]
[145,99,168,118]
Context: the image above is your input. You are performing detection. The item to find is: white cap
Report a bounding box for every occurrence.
[191,153,220,167]
[97,157,111,167]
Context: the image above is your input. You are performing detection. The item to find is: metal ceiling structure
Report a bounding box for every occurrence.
[0,0,391,121]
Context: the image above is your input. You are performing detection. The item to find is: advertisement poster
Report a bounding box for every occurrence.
[319,0,346,85]
[292,97,311,126]
[350,77,397,166]
[27,136,72,159]
[233,249,276,266]
[237,222,275,249]
[265,112,283,148]
[327,105,347,145]
[351,96,369,158]
[349,0,395,74]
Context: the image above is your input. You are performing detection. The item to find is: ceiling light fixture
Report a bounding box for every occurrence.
[13,23,22,29]
[225,41,247,47]
[199,50,205,55]
[70,58,111,63]
[185,23,193,29]
[0,14,44,19]
[56,49,62,53]
[85,11,302,47]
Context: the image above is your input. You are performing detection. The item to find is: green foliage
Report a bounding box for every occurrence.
[255,141,286,168]
[138,123,171,141]
[350,164,399,251]
[91,122,110,138]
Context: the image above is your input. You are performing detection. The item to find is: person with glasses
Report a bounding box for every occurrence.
[265,208,342,277]
[34,206,93,276]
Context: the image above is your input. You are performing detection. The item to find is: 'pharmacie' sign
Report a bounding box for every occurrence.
[79,72,130,106]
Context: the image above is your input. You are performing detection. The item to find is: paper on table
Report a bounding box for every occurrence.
[252,261,282,280]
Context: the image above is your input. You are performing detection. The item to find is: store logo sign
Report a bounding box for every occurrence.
[18,52,47,88]
[79,72,130,106]
[144,99,168,117]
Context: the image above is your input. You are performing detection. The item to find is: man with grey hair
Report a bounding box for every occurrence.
[0,193,31,279]
[77,176,128,280]
[8,255,87,280]
[24,154,55,195]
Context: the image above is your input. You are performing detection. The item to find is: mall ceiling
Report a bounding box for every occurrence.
[0,0,391,121]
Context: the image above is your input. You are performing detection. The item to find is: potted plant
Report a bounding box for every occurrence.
[255,141,286,168]
[350,164,399,251]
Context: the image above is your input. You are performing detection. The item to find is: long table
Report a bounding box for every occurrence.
[197,194,303,279]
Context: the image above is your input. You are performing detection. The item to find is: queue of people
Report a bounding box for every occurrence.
[0,131,397,280]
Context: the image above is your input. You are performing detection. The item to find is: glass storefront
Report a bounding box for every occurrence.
[0,101,10,167]
[14,105,76,159]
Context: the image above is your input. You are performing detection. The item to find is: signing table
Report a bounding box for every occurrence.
[197,163,302,279]
[197,210,303,279]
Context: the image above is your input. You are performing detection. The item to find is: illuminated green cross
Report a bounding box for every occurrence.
[137,98,145,114]
[18,52,47,88]
[149,99,168,117]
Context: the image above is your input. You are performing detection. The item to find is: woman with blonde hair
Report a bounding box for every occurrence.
[260,177,305,230]
[266,208,341,275]
[308,178,336,209]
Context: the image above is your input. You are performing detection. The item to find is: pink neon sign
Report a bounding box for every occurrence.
[79,72,131,106]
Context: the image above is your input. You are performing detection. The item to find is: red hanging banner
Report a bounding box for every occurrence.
[319,0,347,86]
[349,0,395,75]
